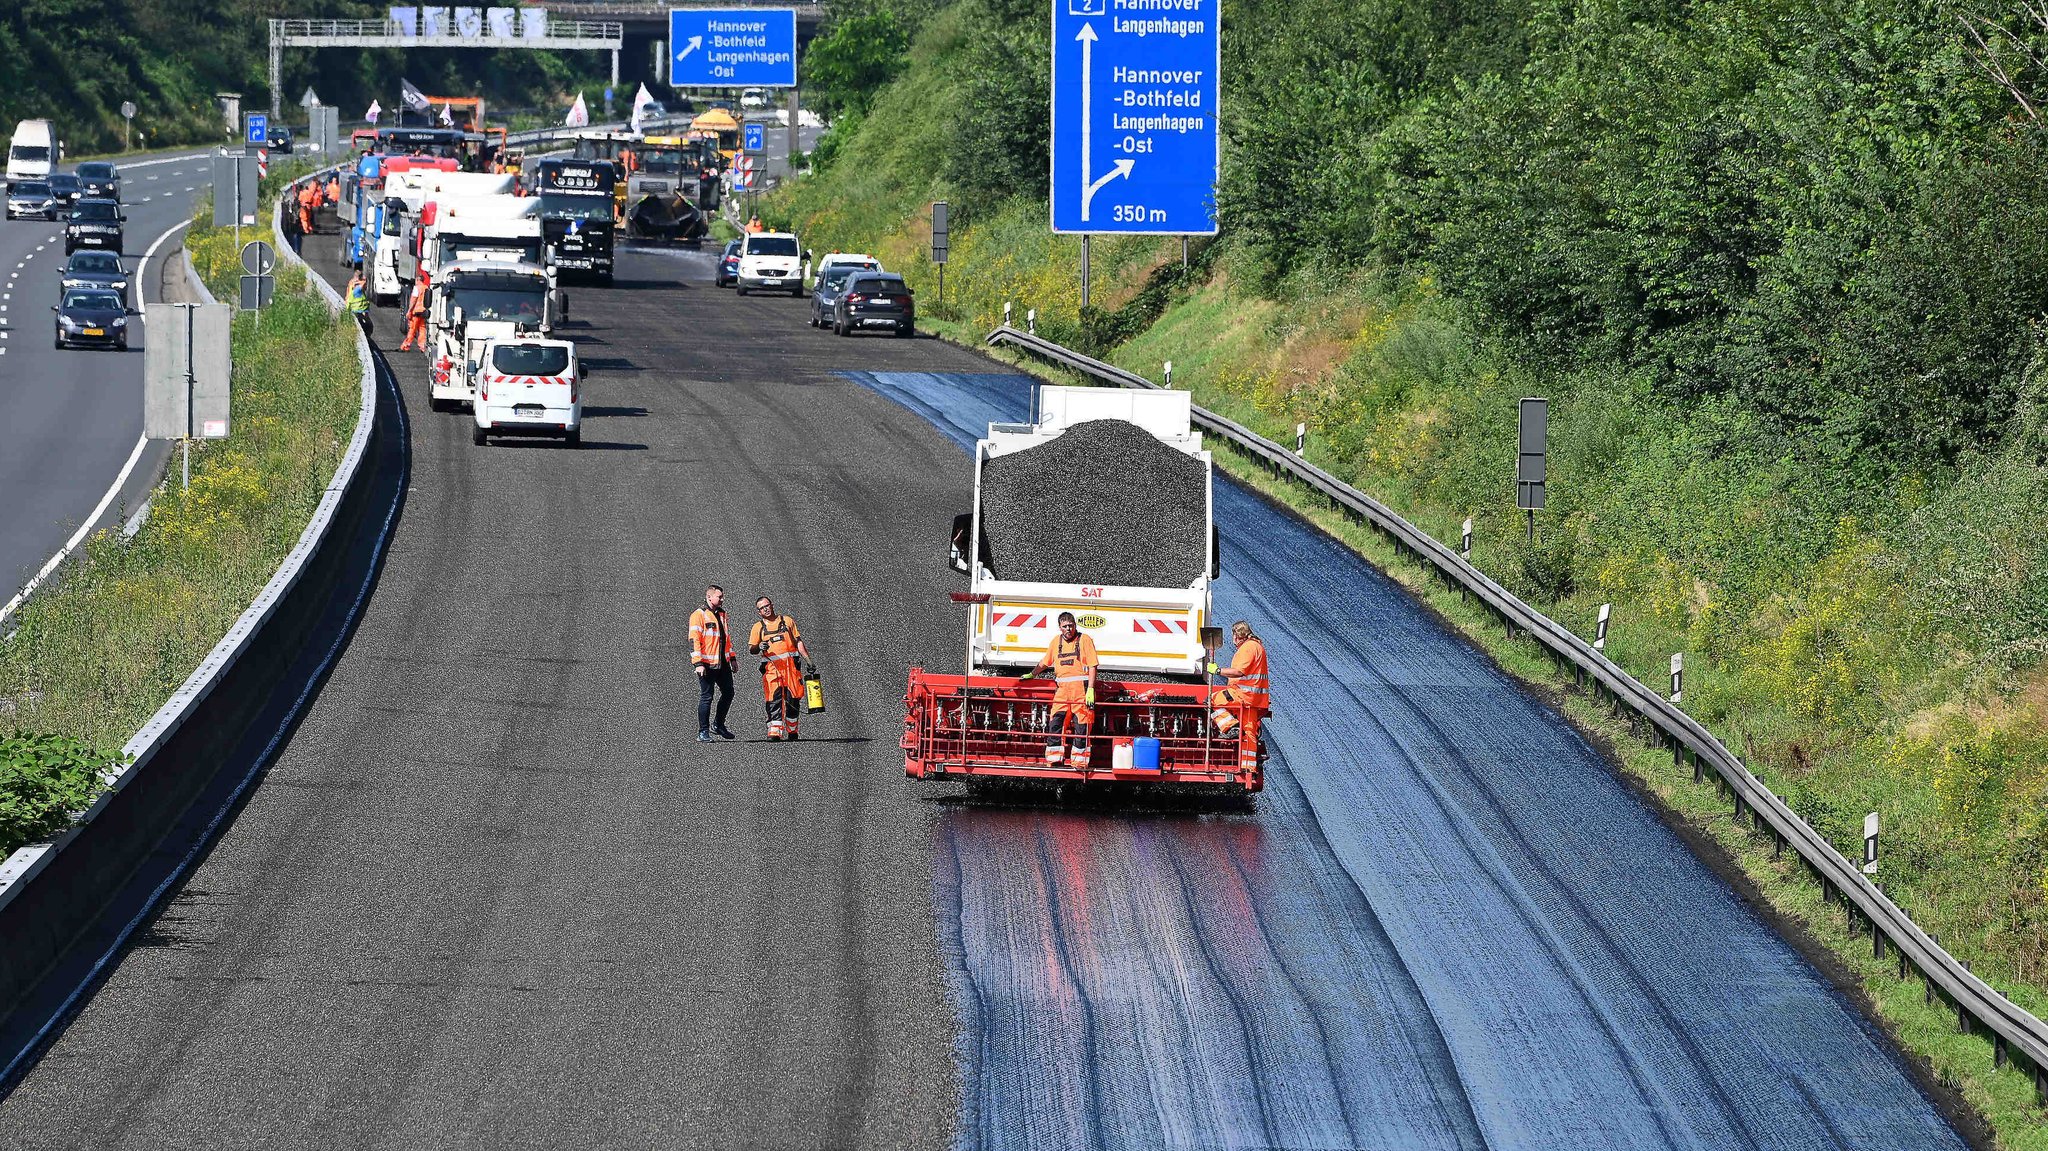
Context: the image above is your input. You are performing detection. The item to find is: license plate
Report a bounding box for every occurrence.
[514,404,545,417]
[83,327,104,336]
[761,277,782,284]
[863,318,893,327]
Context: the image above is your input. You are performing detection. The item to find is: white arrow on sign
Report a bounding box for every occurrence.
[676,35,702,61]
[1075,23,1132,222]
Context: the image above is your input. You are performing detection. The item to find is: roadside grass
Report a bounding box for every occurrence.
[0,187,359,857]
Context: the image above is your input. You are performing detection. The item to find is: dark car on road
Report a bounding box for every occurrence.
[47,173,83,207]
[76,161,120,201]
[831,272,915,338]
[715,238,741,288]
[6,180,57,220]
[270,126,295,154]
[808,264,862,328]
[53,287,134,351]
[60,250,131,304]
[64,198,124,254]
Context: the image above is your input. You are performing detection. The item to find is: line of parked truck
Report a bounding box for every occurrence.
[331,130,583,446]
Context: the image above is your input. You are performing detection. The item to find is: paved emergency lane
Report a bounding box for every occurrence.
[0,229,978,1149]
[0,150,213,609]
[848,369,1971,1151]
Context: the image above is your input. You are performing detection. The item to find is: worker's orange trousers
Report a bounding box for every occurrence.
[398,315,425,350]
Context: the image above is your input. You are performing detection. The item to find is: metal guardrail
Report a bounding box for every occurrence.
[986,323,2048,1097]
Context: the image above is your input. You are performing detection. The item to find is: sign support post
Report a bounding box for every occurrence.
[1052,0,1220,313]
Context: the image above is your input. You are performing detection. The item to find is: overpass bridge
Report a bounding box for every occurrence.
[268,3,829,117]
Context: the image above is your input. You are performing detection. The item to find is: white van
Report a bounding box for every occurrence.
[472,336,582,446]
[7,120,58,186]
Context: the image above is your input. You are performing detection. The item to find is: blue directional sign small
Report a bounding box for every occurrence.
[1050,0,1219,234]
[744,122,765,151]
[670,8,797,88]
[245,112,268,146]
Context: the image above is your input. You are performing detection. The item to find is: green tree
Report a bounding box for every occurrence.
[803,11,911,119]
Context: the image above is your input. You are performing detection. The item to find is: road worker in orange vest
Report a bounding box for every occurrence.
[325,174,341,204]
[691,585,738,742]
[398,271,431,351]
[748,595,814,740]
[1031,611,1099,769]
[296,181,318,236]
[1207,620,1269,734]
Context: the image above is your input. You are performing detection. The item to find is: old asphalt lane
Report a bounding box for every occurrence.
[0,233,994,1149]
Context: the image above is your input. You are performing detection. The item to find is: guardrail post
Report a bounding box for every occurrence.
[1026,308,1036,335]
[1164,360,1173,388]
[1004,301,1012,327]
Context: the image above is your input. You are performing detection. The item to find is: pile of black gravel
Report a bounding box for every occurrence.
[979,419,1207,587]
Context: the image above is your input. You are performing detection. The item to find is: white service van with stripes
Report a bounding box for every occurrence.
[471,335,582,447]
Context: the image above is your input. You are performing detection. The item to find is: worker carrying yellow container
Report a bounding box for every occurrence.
[749,595,815,741]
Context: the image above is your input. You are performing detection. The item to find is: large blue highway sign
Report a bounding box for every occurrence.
[670,8,797,87]
[1050,0,1219,234]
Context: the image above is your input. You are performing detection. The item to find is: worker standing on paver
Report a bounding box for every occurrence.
[398,270,431,351]
[748,595,813,741]
[691,585,738,742]
[1032,611,1099,768]
[1207,620,1270,734]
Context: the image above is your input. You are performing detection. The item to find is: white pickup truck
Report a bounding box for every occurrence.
[472,335,582,446]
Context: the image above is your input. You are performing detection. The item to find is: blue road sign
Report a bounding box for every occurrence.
[245,112,269,146]
[669,8,797,88]
[744,122,765,151]
[1050,0,1219,234]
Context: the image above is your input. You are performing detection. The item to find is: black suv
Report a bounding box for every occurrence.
[76,161,120,201]
[64,198,124,254]
[831,272,916,338]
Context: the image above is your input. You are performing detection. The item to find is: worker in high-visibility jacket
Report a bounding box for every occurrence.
[296,182,318,236]
[1031,611,1099,769]
[1207,620,1270,735]
[398,271,431,351]
[748,595,813,741]
[690,584,738,742]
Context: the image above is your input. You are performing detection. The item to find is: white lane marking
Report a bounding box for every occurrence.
[0,435,149,627]
[0,213,190,624]
[147,175,159,181]
[116,152,208,173]
[183,186,195,193]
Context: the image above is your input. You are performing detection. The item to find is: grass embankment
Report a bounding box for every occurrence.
[765,3,2048,1140]
[0,176,361,858]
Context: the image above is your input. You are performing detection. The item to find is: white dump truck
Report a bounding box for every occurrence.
[408,194,543,283]
[373,169,518,303]
[425,259,560,411]
[905,385,1256,792]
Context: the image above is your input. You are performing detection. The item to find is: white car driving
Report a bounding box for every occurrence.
[735,232,805,297]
